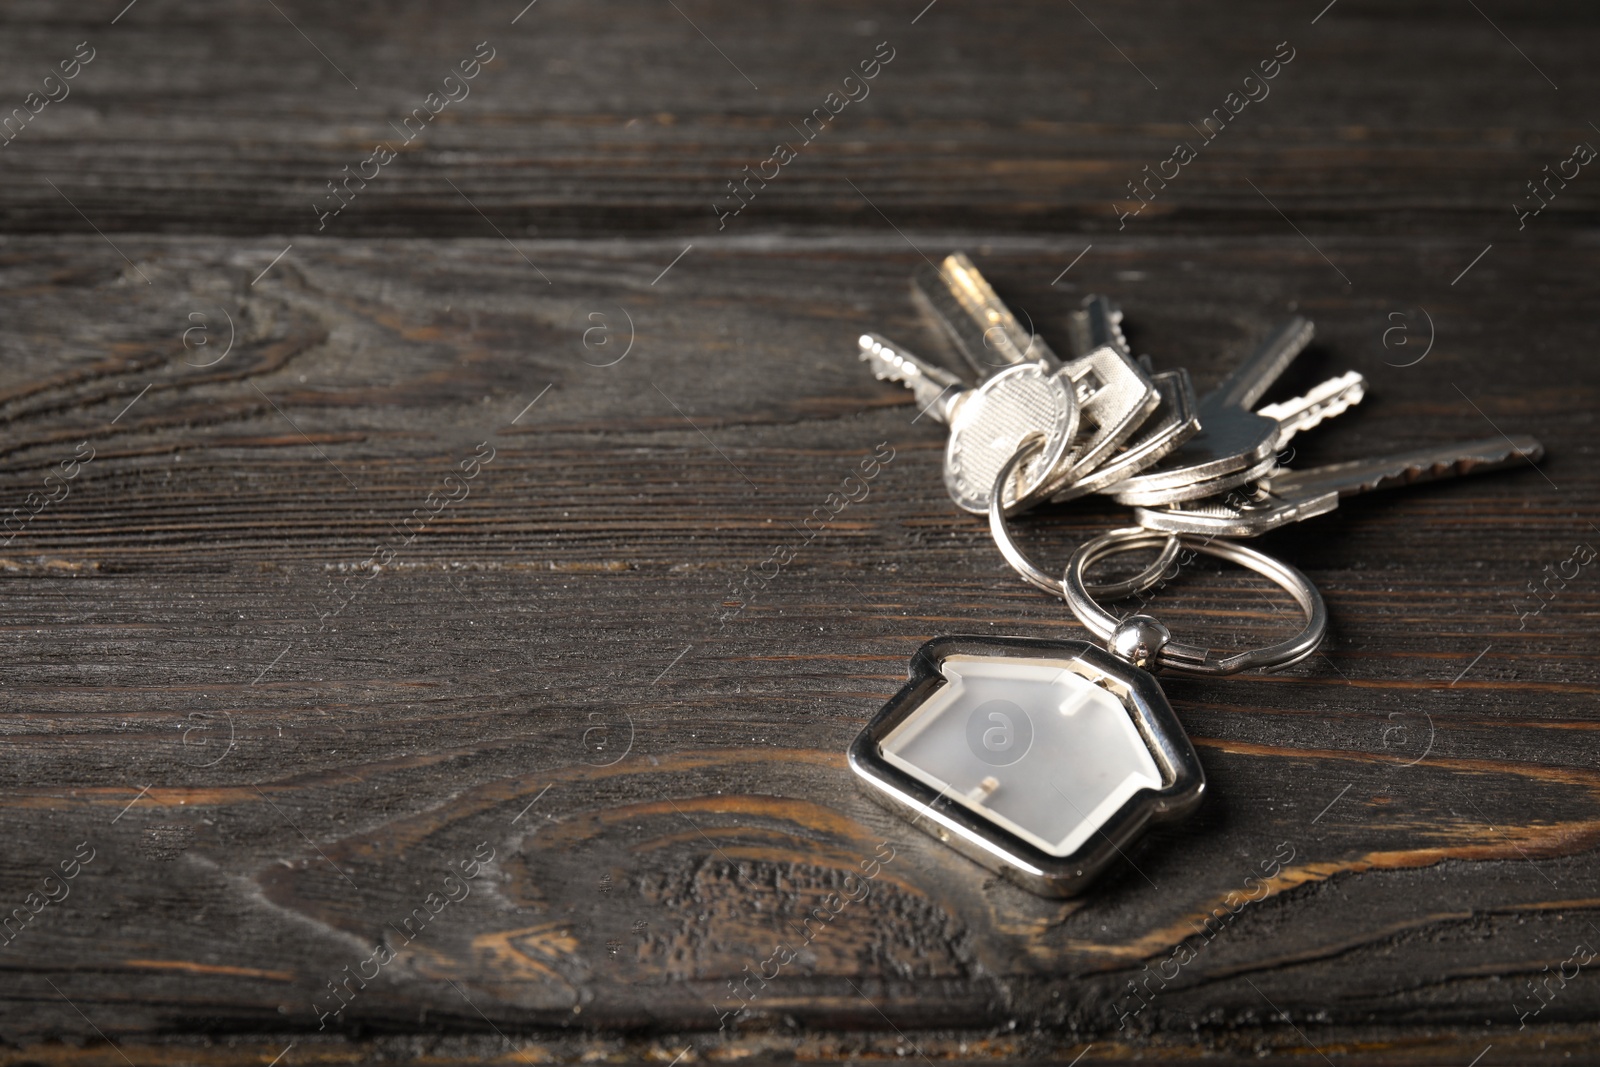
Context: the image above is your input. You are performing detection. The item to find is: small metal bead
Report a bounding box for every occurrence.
[1109,614,1171,669]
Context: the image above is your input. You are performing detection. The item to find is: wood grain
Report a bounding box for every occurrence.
[0,1,1597,237]
[0,234,1596,1063]
[1,0,1598,1062]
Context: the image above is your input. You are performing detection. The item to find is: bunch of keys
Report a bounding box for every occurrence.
[860,252,1374,514]
[850,254,1544,896]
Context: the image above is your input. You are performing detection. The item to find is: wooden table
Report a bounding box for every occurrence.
[2,2,1597,1062]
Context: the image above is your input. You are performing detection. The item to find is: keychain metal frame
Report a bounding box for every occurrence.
[848,634,1206,897]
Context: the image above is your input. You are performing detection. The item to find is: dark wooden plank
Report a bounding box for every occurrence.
[0,233,1596,1063]
[0,0,1597,236]
[5,0,1600,1059]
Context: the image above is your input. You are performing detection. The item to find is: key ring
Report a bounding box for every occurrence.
[1064,526,1327,676]
[988,438,1181,599]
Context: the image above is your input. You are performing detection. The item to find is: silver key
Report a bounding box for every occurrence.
[912,256,1158,489]
[1049,367,1200,501]
[1109,317,1366,506]
[1046,295,1163,482]
[1047,344,1163,486]
[859,332,1079,514]
[1043,295,1199,496]
[859,331,967,423]
[1256,370,1367,449]
[1134,435,1544,536]
[913,253,1061,376]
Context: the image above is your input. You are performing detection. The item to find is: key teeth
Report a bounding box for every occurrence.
[1079,294,1132,359]
[1106,307,1131,356]
[1378,448,1526,490]
[1265,434,1548,500]
[1289,316,1316,348]
[858,333,900,383]
[1324,373,1365,416]
[1314,373,1365,420]
[858,332,899,369]
[1258,369,1366,442]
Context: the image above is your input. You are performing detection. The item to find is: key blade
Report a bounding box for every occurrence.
[1135,484,1340,537]
[858,332,965,424]
[912,253,1060,376]
[1207,316,1314,413]
[1110,451,1278,507]
[1266,435,1546,498]
[1065,295,1131,359]
[1083,295,1132,358]
[1127,319,1316,494]
[1256,370,1366,446]
[911,263,994,375]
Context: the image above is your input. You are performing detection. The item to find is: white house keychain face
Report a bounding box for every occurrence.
[849,634,1205,897]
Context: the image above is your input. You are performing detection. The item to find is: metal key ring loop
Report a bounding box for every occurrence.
[1064,527,1327,676]
[988,439,1181,600]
